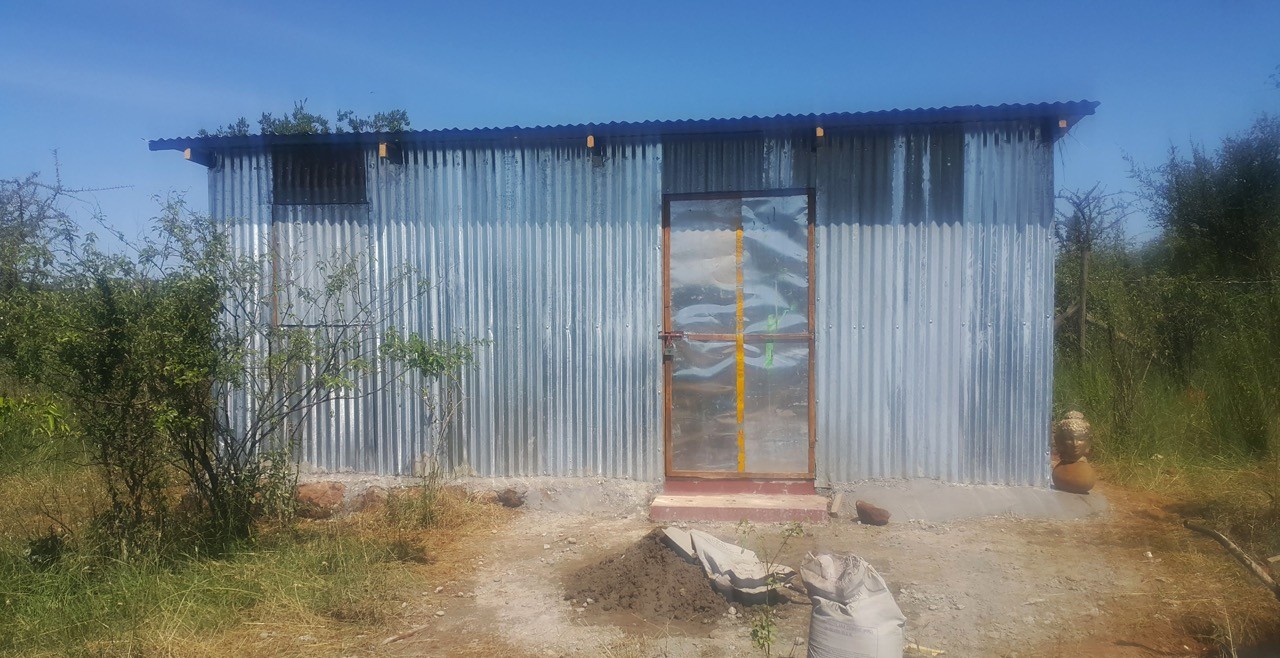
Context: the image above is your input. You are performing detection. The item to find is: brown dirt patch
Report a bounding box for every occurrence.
[564,528,730,622]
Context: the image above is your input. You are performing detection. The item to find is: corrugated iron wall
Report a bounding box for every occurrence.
[207,149,274,465]
[209,121,1054,485]
[367,140,665,478]
[811,124,1054,487]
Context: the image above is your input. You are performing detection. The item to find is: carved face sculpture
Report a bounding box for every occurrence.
[1055,412,1093,463]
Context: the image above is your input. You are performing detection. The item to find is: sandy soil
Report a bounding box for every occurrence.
[367,483,1279,658]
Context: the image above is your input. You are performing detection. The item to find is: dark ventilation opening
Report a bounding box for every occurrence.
[272,145,367,205]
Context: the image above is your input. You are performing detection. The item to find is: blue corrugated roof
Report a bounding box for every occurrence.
[149,100,1098,152]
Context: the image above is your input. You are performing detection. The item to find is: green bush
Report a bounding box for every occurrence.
[1056,281,1280,467]
[0,392,72,472]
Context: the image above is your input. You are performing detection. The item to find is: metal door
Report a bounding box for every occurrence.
[662,189,815,478]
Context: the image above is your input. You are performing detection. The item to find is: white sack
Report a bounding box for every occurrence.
[800,552,905,658]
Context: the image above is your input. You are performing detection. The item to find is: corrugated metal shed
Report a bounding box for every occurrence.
[160,102,1093,486]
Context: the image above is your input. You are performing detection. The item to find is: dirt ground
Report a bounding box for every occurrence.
[316,481,1280,657]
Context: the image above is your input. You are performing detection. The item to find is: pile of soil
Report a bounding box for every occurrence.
[565,529,729,621]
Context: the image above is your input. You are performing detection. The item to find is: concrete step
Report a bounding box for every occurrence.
[649,493,830,524]
[662,479,816,496]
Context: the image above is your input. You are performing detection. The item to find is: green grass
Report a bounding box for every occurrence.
[1055,358,1253,469]
[0,524,407,657]
[0,391,398,656]
[0,452,502,657]
[1056,339,1280,560]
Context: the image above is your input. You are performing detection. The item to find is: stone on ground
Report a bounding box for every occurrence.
[856,500,892,526]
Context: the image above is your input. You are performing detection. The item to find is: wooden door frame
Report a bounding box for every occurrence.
[661,188,817,480]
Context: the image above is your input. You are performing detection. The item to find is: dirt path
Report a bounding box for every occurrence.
[380,484,1277,657]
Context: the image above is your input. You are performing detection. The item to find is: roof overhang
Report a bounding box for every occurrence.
[150,100,1099,164]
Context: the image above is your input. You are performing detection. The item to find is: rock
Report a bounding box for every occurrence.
[496,488,526,508]
[829,492,845,517]
[350,485,388,512]
[855,500,891,526]
[435,610,445,617]
[1052,458,1097,494]
[295,482,347,519]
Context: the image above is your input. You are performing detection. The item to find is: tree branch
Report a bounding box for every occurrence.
[1184,520,1280,601]
[1054,302,1079,330]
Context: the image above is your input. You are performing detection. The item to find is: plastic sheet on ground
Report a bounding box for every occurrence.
[660,527,796,605]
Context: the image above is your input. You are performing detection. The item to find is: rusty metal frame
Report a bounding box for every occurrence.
[661,188,817,480]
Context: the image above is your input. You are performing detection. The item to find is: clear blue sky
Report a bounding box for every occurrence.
[3,0,1278,243]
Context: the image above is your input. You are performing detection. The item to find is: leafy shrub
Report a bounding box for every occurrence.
[0,392,70,471]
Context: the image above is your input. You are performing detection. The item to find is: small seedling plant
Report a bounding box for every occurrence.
[735,520,806,658]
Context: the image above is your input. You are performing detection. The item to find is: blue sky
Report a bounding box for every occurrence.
[2,0,1278,243]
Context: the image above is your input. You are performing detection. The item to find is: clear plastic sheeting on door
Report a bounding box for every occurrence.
[669,199,738,334]
[742,196,809,333]
[670,340,739,471]
[666,192,812,475]
[743,340,810,473]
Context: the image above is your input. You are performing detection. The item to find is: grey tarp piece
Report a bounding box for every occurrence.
[660,526,698,561]
[661,527,796,605]
[801,553,906,658]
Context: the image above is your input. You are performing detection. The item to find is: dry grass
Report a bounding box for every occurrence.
[0,462,100,546]
[598,635,672,658]
[178,481,512,657]
[1155,544,1280,654]
[0,466,511,657]
[1096,479,1280,654]
[1098,456,1280,558]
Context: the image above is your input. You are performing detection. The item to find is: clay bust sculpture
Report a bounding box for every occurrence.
[1052,411,1096,494]
[1054,411,1093,463]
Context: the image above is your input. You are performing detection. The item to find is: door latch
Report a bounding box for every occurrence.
[658,330,685,357]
